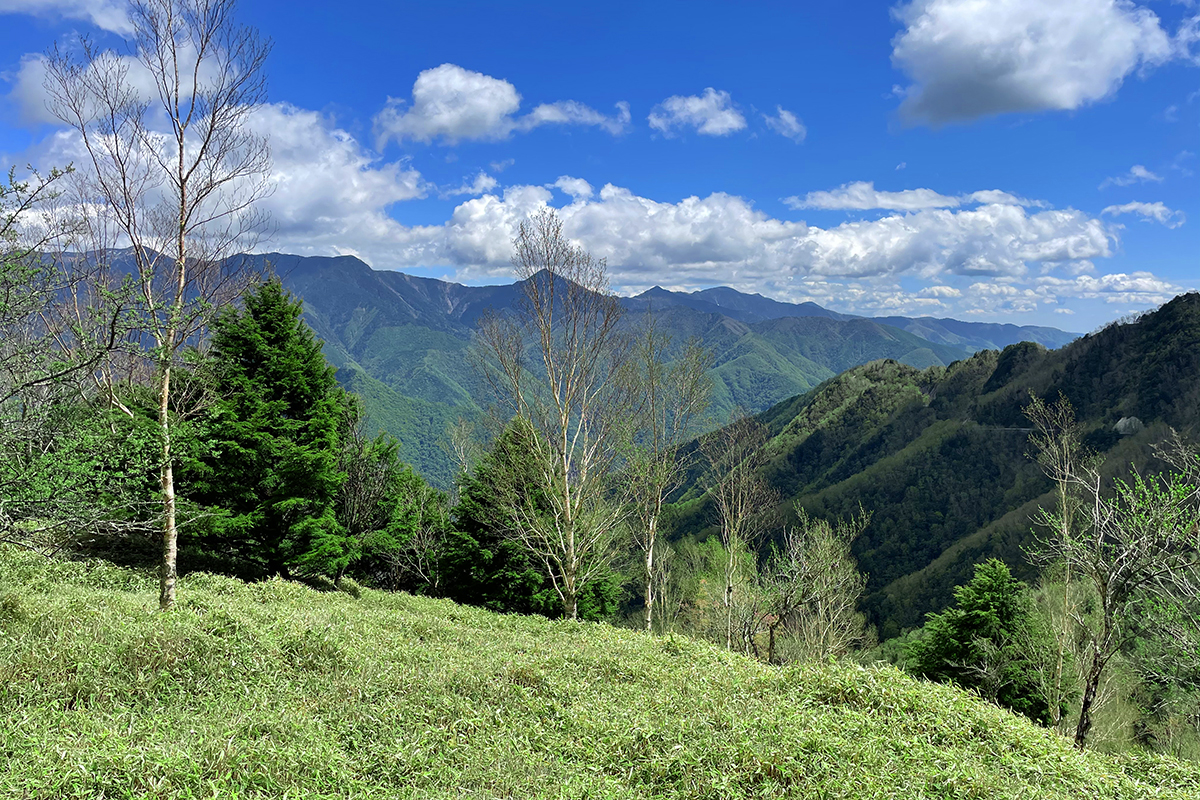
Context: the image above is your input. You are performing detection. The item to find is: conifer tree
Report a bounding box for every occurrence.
[907,559,1055,725]
[188,279,347,578]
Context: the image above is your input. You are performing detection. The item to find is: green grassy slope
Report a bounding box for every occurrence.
[2,546,1197,800]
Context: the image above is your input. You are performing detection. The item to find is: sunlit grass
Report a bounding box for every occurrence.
[2,544,1196,799]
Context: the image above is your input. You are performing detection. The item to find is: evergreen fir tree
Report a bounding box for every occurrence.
[907,559,1056,725]
[187,279,348,578]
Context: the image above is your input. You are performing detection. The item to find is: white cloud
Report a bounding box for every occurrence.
[552,176,594,201]
[763,106,807,143]
[442,171,498,198]
[246,105,428,254]
[648,88,746,137]
[0,0,132,34]
[1035,271,1185,305]
[787,181,960,211]
[891,0,1174,124]
[357,182,1116,308]
[1102,200,1186,227]
[372,64,628,146]
[6,38,223,127]
[516,100,630,135]
[4,53,55,125]
[1099,164,1164,188]
[896,162,907,170]
[783,181,1034,212]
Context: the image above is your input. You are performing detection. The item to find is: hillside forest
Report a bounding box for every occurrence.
[2,0,1200,781]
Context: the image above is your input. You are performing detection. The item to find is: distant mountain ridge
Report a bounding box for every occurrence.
[630,284,1078,351]
[670,291,1200,637]
[243,252,1076,485]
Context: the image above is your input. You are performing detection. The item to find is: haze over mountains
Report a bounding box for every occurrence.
[257,252,1078,485]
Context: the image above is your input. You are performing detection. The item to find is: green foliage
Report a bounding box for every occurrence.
[1,543,1197,799]
[906,559,1059,725]
[449,418,620,621]
[183,279,348,579]
[670,293,1200,638]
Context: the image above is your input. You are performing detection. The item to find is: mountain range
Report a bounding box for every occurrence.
[670,292,1200,636]
[254,252,1078,487]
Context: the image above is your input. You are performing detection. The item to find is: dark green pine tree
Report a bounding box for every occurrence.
[188,279,349,579]
[906,559,1057,725]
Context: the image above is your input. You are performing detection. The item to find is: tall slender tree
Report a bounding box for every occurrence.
[475,208,638,620]
[627,312,712,631]
[44,0,271,609]
[701,413,777,650]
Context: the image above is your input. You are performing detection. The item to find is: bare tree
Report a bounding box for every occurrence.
[44,0,272,609]
[627,312,712,631]
[386,479,451,595]
[760,507,871,664]
[700,413,777,650]
[475,208,638,620]
[1027,396,1200,748]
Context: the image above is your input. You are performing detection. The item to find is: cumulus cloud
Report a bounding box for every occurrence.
[372,64,629,146]
[1035,271,1185,305]
[1102,200,1186,227]
[648,88,746,137]
[516,100,630,135]
[1099,164,1164,189]
[552,176,594,201]
[763,106,806,143]
[0,0,132,34]
[4,53,55,125]
[347,181,1115,308]
[442,171,498,198]
[786,181,960,211]
[891,0,1174,124]
[245,104,429,253]
[784,181,1032,212]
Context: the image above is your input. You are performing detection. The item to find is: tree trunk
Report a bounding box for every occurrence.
[725,545,735,650]
[644,517,656,631]
[1075,652,1104,748]
[158,362,177,611]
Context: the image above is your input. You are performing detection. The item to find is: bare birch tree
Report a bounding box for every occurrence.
[44,0,272,609]
[627,312,712,631]
[1027,396,1200,748]
[475,208,638,620]
[760,507,871,663]
[700,413,777,650]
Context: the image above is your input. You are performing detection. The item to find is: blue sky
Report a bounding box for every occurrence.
[2,0,1198,329]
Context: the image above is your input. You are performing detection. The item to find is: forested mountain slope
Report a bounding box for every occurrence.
[257,253,987,485]
[674,292,1200,638]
